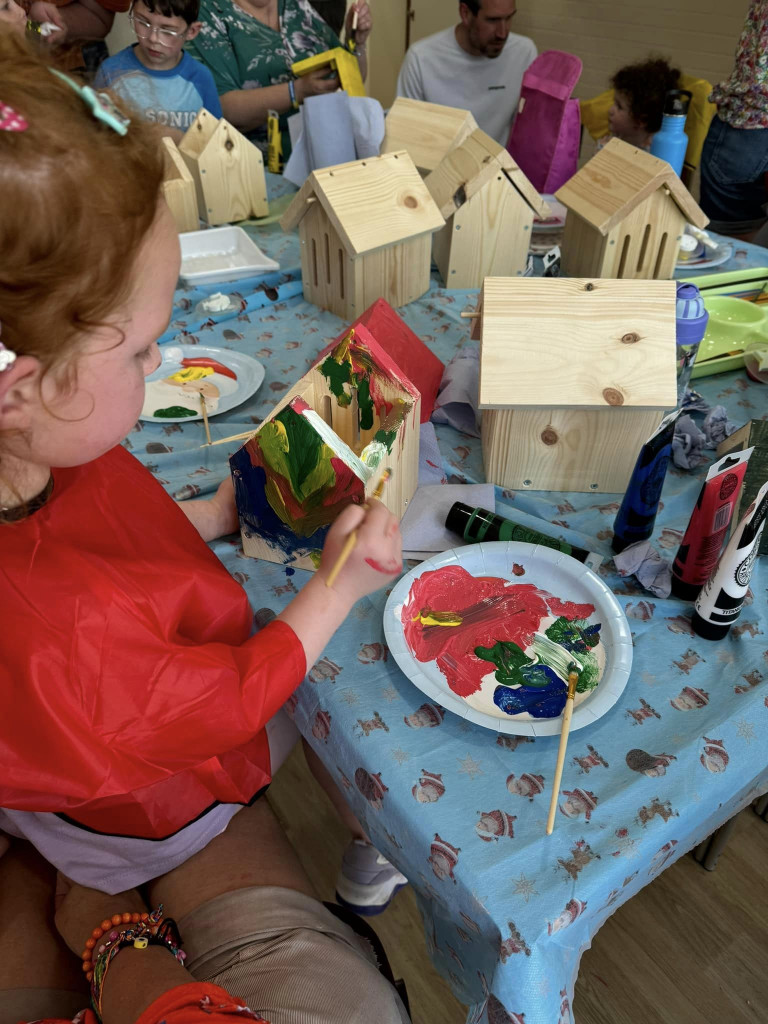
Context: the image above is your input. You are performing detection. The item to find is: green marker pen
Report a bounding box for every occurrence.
[445,502,603,571]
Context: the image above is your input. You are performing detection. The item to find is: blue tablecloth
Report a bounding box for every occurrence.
[137,176,768,1024]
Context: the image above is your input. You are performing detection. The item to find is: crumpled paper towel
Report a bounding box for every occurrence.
[613,540,672,599]
[431,343,480,437]
[672,414,708,469]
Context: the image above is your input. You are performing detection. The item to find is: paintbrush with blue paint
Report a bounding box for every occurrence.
[532,632,583,835]
[325,468,391,588]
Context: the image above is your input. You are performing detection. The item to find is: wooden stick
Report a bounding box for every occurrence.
[460,311,480,318]
[545,666,580,836]
[325,469,390,588]
[200,394,212,446]
[351,7,358,31]
[205,429,256,448]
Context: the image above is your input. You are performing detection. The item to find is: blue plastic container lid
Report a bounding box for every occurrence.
[676,281,709,345]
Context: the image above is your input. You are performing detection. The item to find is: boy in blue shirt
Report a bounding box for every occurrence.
[95,0,221,141]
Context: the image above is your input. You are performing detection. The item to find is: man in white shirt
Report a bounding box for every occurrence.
[396,0,536,146]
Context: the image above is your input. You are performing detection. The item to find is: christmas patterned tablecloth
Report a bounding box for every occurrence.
[133,176,768,1024]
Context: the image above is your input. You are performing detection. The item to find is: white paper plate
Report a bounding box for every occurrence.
[140,344,265,422]
[384,541,633,737]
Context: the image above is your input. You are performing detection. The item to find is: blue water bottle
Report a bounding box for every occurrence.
[675,282,708,405]
[650,90,692,178]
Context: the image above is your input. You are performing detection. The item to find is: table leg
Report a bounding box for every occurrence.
[692,814,740,871]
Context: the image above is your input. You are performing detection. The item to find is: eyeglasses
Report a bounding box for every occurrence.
[129,12,186,39]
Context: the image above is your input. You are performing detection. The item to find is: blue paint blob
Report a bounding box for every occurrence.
[285,567,295,576]
[493,673,567,719]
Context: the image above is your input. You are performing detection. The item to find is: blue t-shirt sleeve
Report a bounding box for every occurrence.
[198,64,222,117]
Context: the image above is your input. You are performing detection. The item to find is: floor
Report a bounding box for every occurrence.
[269,745,768,1024]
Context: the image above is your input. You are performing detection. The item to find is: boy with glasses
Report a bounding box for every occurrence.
[94,0,221,141]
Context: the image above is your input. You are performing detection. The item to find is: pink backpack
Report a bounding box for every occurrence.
[507,50,582,194]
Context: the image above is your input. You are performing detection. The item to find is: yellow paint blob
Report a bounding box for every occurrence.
[167,366,214,384]
[416,608,463,627]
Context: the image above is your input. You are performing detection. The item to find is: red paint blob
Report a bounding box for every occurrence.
[402,566,594,698]
[365,557,403,575]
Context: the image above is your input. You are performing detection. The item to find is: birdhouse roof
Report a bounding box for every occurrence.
[555,137,708,234]
[477,276,678,410]
[381,97,478,172]
[280,151,445,256]
[315,322,421,405]
[425,128,549,220]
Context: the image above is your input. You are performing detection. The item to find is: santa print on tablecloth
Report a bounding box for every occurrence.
[476,810,516,842]
[700,736,729,772]
[412,769,446,803]
[506,773,545,800]
[428,833,461,882]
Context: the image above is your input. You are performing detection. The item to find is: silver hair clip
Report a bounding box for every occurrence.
[49,69,130,136]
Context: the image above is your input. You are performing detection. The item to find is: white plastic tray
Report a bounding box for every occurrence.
[179,226,279,285]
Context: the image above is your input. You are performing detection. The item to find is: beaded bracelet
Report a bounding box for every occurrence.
[82,906,186,1020]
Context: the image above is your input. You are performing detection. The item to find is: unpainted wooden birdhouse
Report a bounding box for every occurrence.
[279,151,444,320]
[474,276,678,493]
[231,319,421,570]
[425,128,549,289]
[179,109,268,227]
[381,97,478,174]
[556,137,708,280]
[160,136,199,233]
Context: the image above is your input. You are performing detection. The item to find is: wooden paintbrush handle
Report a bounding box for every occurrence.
[546,677,578,835]
[325,530,358,588]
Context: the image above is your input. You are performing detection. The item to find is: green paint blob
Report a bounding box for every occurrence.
[474,640,539,686]
[154,405,197,418]
[308,549,323,569]
[374,428,397,452]
[356,375,374,431]
[319,354,352,406]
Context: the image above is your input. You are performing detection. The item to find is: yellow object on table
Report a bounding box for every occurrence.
[291,47,366,98]
[267,109,283,174]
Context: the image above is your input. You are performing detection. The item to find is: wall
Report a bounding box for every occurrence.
[511,0,749,102]
[366,0,751,110]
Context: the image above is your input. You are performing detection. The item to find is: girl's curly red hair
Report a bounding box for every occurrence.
[0,31,166,374]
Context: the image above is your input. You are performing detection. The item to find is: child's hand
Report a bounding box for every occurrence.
[318,499,402,603]
[176,475,238,542]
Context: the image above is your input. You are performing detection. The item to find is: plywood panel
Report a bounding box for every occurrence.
[358,234,432,312]
[482,405,663,492]
[382,98,478,174]
[299,203,353,320]
[478,277,678,409]
[312,152,445,257]
[559,213,607,278]
[438,179,532,288]
[603,191,686,280]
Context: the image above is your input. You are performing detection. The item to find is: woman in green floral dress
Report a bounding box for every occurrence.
[186,0,371,156]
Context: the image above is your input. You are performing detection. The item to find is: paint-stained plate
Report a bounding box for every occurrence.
[384,542,633,736]
[140,344,265,423]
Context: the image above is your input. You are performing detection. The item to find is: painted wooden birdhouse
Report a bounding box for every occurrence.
[425,128,549,289]
[556,137,708,280]
[474,276,678,493]
[280,151,444,320]
[291,48,366,97]
[381,97,478,174]
[179,109,268,227]
[231,319,421,570]
[160,137,199,234]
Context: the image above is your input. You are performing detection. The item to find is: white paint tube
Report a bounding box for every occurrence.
[692,479,768,640]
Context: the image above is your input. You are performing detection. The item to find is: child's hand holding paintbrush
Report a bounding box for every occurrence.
[322,470,402,593]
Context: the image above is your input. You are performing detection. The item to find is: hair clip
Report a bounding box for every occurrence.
[0,342,17,373]
[0,102,28,133]
[49,69,130,136]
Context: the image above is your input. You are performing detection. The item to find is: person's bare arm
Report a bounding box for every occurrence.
[55,881,190,1024]
[221,69,339,133]
[48,0,114,41]
[277,499,401,670]
[176,475,239,542]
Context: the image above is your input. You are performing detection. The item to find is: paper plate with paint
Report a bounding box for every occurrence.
[384,542,633,737]
[140,345,265,422]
